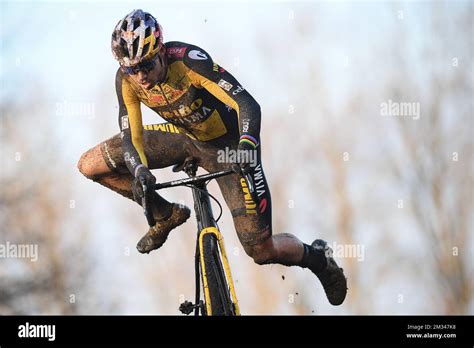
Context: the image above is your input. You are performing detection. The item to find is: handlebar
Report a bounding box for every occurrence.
[142,167,258,227]
[154,168,235,190]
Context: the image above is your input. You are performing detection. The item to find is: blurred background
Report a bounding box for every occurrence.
[0,0,472,315]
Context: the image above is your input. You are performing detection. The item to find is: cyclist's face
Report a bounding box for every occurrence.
[129,48,167,89]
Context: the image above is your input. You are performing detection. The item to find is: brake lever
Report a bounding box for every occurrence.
[246,174,261,209]
[244,172,255,195]
[232,164,259,204]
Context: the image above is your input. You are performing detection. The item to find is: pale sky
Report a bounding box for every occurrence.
[1,0,471,314]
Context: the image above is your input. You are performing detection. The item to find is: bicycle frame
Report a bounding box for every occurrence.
[152,162,240,315]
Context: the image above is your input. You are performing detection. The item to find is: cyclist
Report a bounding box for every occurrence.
[77,9,347,305]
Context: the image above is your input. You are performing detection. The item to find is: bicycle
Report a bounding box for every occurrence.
[140,157,256,315]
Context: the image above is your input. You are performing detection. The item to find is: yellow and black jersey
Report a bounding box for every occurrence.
[115,41,261,175]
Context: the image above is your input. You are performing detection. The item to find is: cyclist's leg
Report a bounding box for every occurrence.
[206,143,347,305]
[215,164,306,266]
[78,123,191,218]
[193,140,305,266]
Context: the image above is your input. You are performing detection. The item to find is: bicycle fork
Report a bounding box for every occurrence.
[185,163,239,315]
[198,226,240,315]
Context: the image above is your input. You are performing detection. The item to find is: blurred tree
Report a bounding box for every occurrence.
[384,2,473,314]
[0,91,96,314]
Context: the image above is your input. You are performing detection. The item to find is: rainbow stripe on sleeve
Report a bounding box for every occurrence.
[239,134,259,148]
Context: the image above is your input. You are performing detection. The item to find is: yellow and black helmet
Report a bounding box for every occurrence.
[111,9,163,67]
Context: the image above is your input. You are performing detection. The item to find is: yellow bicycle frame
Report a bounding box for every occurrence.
[198,227,240,315]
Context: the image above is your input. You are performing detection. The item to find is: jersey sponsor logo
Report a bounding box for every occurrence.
[240,177,257,214]
[213,63,226,73]
[188,49,208,60]
[121,115,129,130]
[232,85,245,95]
[103,142,117,169]
[147,85,187,104]
[160,98,204,119]
[258,198,268,213]
[253,164,266,198]
[149,94,165,103]
[124,152,137,168]
[180,106,212,124]
[148,74,189,104]
[167,47,186,58]
[161,101,214,127]
[218,79,233,91]
[242,119,250,133]
[144,123,180,133]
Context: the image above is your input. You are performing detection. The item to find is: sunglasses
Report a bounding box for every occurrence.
[122,57,157,75]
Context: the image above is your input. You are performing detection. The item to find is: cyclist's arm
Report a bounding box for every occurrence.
[183,46,261,148]
[115,70,149,176]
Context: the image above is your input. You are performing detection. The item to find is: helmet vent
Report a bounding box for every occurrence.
[132,39,139,57]
[143,42,150,55]
[145,27,151,38]
[133,18,141,30]
[120,38,129,57]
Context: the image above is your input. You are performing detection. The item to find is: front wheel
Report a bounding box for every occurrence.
[200,233,236,316]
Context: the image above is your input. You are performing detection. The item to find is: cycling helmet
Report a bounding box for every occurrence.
[111,9,163,67]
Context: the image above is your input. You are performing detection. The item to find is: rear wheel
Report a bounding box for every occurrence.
[201,233,235,316]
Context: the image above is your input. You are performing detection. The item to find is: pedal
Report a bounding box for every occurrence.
[179,300,197,315]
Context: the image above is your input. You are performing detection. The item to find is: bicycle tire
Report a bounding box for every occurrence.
[201,233,235,316]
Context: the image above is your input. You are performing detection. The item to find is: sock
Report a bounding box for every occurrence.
[300,243,328,274]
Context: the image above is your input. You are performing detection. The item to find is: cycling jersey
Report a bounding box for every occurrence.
[115,41,261,176]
